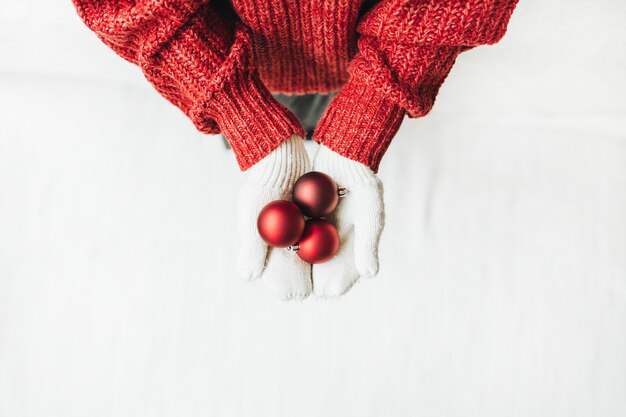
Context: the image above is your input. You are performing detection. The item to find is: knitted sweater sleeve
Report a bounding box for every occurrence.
[314,0,518,172]
[72,0,304,170]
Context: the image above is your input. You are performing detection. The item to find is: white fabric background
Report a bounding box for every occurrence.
[1,1,626,416]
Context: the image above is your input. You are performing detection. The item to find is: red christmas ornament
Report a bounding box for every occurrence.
[292,171,341,218]
[292,219,339,264]
[257,200,305,248]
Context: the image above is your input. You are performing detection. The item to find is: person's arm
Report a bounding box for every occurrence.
[74,1,313,298]
[72,0,304,170]
[314,0,519,172]
[310,0,518,298]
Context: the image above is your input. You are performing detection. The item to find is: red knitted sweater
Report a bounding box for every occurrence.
[72,0,517,171]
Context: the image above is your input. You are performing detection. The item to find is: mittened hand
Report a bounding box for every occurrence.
[237,139,384,300]
[236,135,313,300]
[310,145,385,298]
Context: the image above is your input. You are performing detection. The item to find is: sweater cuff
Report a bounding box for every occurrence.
[207,69,305,170]
[313,77,405,173]
[148,14,305,171]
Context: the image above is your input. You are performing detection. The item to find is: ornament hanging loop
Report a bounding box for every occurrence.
[338,187,348,198]
[287,244,299,252]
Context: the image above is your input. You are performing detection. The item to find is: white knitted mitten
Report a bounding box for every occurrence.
[236,135,312,300]
[311,145,385,298]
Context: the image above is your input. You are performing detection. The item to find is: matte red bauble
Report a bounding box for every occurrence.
[257,200,305,248]
[295,219,339,264]
[292,171,339,218]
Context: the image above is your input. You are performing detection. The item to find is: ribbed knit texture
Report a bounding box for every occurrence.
[72,0,518,171]
[206,70,305,170]
[243,135,310,191]
[233,0,362,94]
[314,77,406,173]
[314,144,380,188]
